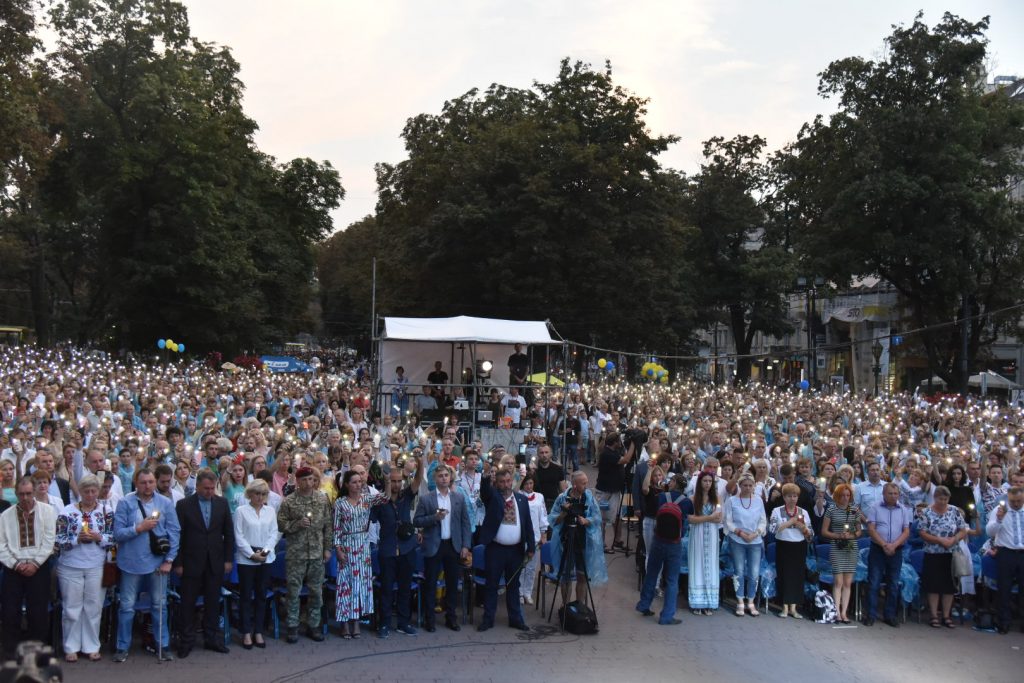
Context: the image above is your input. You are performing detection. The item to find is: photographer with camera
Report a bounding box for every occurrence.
[548,472,608,609]
[111,468,180,663]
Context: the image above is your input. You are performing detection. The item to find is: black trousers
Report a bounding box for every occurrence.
[997,548,1024,627]
[1,562,52,656]
[237,563,271,636]
[423,540,461,625]
[177,568,223,648]
[378,552,414,628]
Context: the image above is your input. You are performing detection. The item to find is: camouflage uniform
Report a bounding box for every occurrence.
[277,490,332,629]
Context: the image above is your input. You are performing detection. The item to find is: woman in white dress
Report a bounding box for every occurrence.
[687,471,723,614]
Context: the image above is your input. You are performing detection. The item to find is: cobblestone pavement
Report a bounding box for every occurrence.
[67,475,1023,683]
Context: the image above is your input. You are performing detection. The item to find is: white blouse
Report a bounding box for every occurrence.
[724,496,767,545]
[769,505,812,542]
[234,502,281,565]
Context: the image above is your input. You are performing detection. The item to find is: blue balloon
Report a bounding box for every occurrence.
[606,361,615,371]
[799,379,810,391]
[177,343,185,353]
[646,368,655,377]
[157,339,166,349]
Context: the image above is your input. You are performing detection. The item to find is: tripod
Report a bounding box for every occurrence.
[547,513,597,631]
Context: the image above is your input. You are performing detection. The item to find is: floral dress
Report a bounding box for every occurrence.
[55,501,115,558]
[333,491,388,621]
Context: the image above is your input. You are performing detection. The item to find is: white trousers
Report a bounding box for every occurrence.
[56,564,104,654]
[520,547,540,599]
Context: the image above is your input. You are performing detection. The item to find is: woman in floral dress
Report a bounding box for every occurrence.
[333,470,389,637]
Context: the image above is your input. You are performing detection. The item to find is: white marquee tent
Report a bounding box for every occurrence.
[375,316,560,413]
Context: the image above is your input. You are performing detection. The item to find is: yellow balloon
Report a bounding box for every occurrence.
[169,342,178,352]
[660,376,669,384]
[598,358,607,369]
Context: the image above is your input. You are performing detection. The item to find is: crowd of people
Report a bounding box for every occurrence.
[1,345,1023,666]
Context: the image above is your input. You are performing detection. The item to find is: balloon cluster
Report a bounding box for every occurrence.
[157,338,186,354]
[642,361,670,384]
[596,358,616,372]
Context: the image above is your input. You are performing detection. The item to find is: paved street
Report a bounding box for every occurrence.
[65,539,1024,683]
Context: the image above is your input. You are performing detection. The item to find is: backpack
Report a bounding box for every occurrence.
[814,590,837,623]
[654,493,684,542]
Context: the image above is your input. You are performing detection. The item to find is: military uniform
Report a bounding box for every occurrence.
[277,490,332,630]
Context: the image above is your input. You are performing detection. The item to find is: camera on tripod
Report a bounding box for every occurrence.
[563,495,587,528]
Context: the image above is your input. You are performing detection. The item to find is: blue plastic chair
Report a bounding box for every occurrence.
[908,549,926,622]
[814,543,834,587]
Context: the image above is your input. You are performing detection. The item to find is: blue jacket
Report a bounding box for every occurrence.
[372,487,418,558]
[478,476,535,556]
[414,488,472,558]
[113,492,180,574]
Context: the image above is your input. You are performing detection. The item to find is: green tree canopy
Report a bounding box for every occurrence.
[778,12,1024,390]
[0,0,343,351]
[368,59,696,352]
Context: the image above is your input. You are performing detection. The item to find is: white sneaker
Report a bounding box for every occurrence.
[520,596,525,604]
[524,596,534,606]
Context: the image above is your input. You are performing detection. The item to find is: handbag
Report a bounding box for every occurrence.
[951,543,972,578]
[99,502,120,588]
[805,542,819,584]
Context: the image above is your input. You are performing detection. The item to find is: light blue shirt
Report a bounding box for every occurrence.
[855,480,885,513]
[113,492,180,574]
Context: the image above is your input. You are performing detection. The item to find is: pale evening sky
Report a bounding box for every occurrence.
[181,1,1024,234]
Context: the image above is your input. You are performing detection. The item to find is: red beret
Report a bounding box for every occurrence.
[295,466,314,478]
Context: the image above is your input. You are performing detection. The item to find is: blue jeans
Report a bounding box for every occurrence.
[636,539,682,623]
[867,544,903,620]
[565,446,579,472]
[730,542,762,600]
[116,571,169,652]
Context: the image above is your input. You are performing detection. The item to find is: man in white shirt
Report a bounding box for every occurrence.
[985,487,1024,634]
[413,465,471,632]
[855,462,886,514]
[74,449,124,505]
[500,388,527,426]
[0,478,57,659]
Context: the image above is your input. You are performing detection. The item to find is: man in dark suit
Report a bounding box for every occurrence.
[173,469,234,657]
[477,468,535,632]
[414,464,472,632]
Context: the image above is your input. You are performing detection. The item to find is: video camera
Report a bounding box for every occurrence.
[0,642,62,683]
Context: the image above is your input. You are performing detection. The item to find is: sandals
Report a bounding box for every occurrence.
[88,653,102,661]
[692,609,703,616]
[791,611,804,620]
[943,618,956,629]
[702,609,714,616]
[929,616,941,628]
[64,653,78,663]
[748,605,760,617]
[735,604,746,617]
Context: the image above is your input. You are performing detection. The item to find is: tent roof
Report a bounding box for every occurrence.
[381,316,557,344]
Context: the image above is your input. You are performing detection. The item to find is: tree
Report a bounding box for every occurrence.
[316,215,379,348]
[368,59,697,352]
[0,0,61,343]
[29,0,342,350]
[687,135,795,382]
[779,12,1024,392]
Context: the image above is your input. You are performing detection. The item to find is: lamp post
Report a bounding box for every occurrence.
[871,338,883,397]
[796,276,825,388]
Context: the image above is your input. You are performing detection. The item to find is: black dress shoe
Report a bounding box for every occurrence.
[424,623,436,633]
[204,642,230,654]
[862,617,875,626]
[640,609,655,617]
[884,618,900,628]
[998,625,1010,635]
[177,647,191,659]
[308,630,325,642]
[445,619,461,632]
[476,622,493,632]
[509,622,530,631]
[242,640,253,650]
